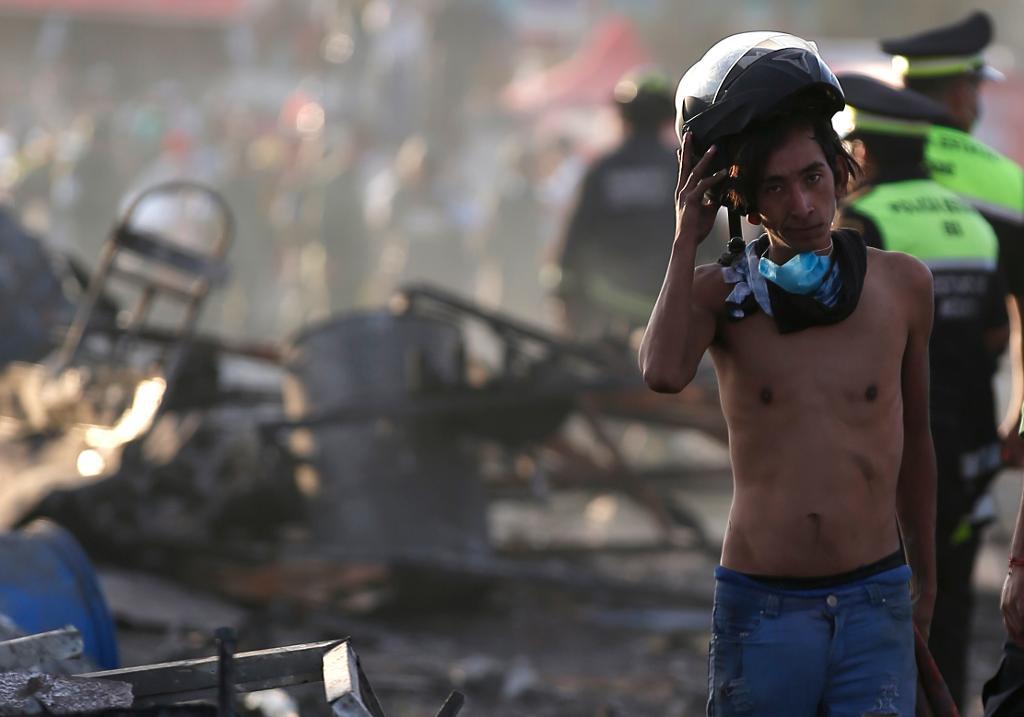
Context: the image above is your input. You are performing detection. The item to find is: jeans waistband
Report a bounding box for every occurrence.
[714,564,912,599]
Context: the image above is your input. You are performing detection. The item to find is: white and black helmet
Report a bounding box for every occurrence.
[675,32,845,153]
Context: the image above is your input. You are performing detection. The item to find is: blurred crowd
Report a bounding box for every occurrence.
[0,0,658,342]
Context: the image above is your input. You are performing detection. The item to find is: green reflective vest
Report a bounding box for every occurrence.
[848,178,998,268]
[925,125,1024,226]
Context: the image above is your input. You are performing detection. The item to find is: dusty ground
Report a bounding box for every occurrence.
[5,386,1021,716]
[100,464,1024,717]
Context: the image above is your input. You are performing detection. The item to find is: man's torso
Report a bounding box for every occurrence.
[703,247,906,576]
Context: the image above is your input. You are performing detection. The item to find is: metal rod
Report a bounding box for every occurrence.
[215,627,236,717]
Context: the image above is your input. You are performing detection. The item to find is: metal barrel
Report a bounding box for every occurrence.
[0,519,119,668]
[282,311,490,562]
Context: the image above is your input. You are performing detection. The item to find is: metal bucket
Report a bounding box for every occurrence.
[0,519,119,668]
[282,311,489,562]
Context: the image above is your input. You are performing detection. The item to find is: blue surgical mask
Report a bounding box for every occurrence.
[759,249,833,295]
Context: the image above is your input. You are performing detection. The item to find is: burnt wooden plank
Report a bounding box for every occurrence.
[0,627,82,671]
[323,642,387,717]
[77,639,343,705]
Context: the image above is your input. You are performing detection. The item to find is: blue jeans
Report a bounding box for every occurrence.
[707,565,917,716]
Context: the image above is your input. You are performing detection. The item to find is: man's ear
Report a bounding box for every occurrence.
[746,213,762,226]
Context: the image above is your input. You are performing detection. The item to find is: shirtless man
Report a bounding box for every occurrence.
[640,33,936,715]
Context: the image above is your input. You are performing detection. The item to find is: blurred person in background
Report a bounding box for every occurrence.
[835,75,1009,710]
[881,13,1024,707]
[11,128,57,236]
[425,0,512,149]
[371,134,469,298]
[318,129,372,313]
[553,72,677,342]
[477,137,547,319]
[538,135,587,220]
[217,130,283,337]
[66,116,125,273]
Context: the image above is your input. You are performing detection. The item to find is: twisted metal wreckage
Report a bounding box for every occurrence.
[0,182,731,713]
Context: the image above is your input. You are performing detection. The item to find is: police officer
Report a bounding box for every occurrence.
[554,72,678,341]
[835,73,1010,709]
[881,12,1024,709]
[883,11,1024,462]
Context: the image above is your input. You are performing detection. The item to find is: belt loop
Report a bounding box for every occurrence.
[763,594,780,617]
[865,583,883,606]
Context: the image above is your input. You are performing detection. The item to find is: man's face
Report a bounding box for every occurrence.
[948,75,982,131]
[752,125,839,256]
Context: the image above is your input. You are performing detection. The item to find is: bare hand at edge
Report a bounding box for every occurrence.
[1002,568,1024,644]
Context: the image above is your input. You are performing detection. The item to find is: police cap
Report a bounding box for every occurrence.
[833,73,953,138]
[880,11,1004,81]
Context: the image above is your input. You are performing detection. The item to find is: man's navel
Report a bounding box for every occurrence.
[807,513,822,543]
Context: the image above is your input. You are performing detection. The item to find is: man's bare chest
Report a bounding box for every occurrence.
[711,288,906,406]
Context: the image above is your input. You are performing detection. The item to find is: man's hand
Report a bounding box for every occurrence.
[1000,420,1024,467]
[674,131,729,245]
[1002,568,1024,644]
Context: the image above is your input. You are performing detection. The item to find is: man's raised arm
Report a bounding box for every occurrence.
[639,134,727,393]
[895,254,938,637]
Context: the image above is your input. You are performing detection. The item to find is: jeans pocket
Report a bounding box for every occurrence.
[881,586,914,622]
[712,592,763,640]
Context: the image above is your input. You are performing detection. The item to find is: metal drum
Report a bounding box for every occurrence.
[282,311,489,562]
[0,520,119,668]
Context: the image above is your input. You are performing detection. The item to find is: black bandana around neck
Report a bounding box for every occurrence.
[729,229,867,334]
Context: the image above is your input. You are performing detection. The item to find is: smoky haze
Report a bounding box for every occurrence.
[0,0,1019,342]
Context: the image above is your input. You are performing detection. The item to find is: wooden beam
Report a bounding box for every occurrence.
[77,639,343,706]
[323,642,387,717]
[0,627,82,671]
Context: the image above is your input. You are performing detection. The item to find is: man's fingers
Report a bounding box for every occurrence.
[678,131,694,184]
[675,147,687,197]
[692,169,729,201]
[689,143,718,181]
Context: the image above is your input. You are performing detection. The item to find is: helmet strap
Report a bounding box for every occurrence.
[717,208,746,266]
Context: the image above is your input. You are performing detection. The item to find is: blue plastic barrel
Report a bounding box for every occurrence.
[0,519,119,668]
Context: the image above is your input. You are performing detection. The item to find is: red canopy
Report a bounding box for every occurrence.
[502,16,652,114]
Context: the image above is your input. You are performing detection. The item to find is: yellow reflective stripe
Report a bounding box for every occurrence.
[847,109,931,137]
[893,54,984,78]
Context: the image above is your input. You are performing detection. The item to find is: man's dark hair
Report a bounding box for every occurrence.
[721,107,860,214]
[617,92,675,133]
[847,131,926,171]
